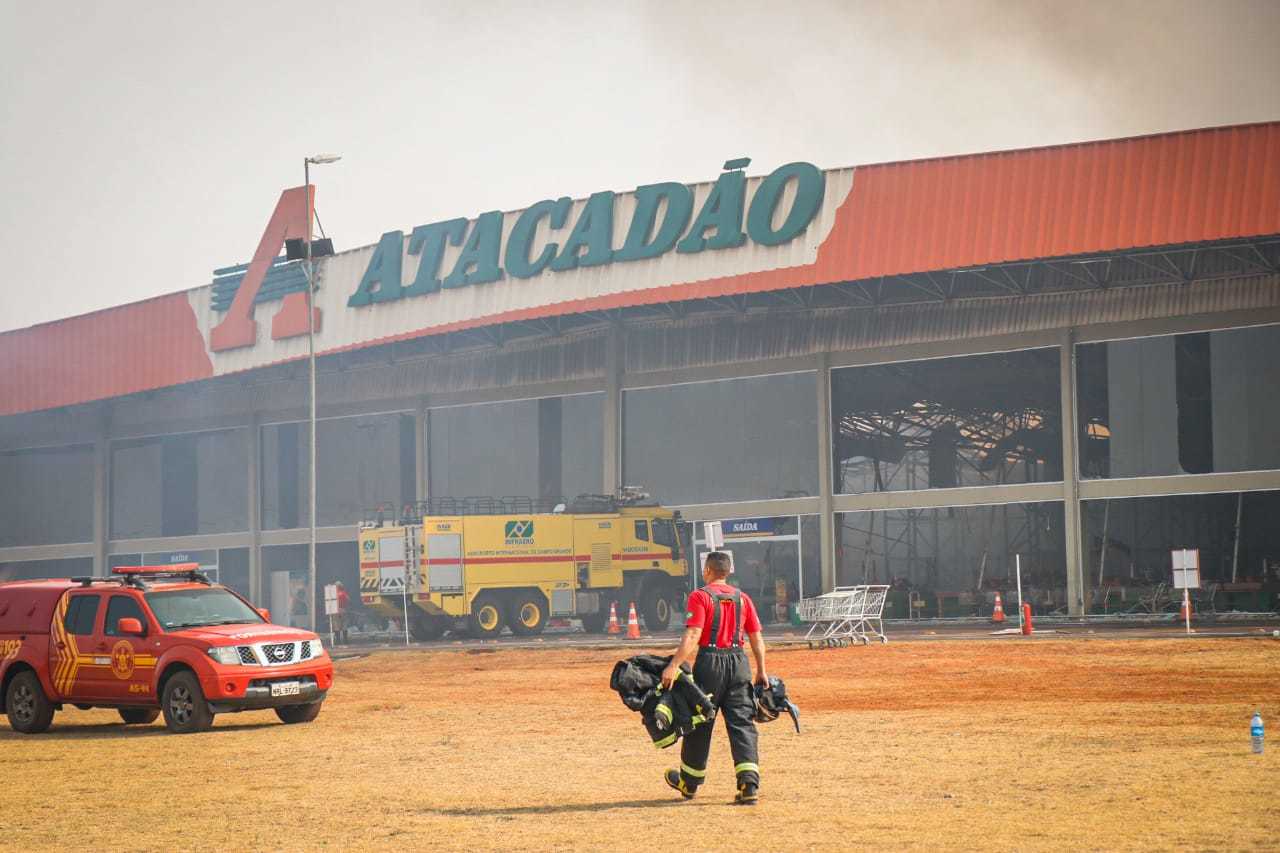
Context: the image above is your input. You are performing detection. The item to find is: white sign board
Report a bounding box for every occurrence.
[1171,549,1201,589]
[703,521,725,551]
[323,583,339,616]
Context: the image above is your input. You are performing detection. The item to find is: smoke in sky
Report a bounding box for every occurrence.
[0,0,1276,332]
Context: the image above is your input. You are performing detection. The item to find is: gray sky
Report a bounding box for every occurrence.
[2,0,1277,333]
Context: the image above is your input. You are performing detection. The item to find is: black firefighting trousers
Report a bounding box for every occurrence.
[678,647,760,790]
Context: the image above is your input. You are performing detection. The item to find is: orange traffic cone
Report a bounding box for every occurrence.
[626,602,642,640]
[1021,602,1034,636]
[1179,597,1193,624]
[991,592,1006,624]
[607,601,621,635]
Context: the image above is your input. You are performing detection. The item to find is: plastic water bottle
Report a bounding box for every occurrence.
[1251,712,1264,754]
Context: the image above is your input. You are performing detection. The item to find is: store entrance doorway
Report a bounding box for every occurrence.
[691,516,805,625]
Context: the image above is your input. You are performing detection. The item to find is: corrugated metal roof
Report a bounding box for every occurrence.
[1,121,1278,418]
[811,121,1280,280]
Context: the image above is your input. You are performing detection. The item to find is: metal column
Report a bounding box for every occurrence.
[415,402,429,502]
[816,352,837,593]
[92,419,110,577]
[602,326,623,494]
[247,415,262,604]
[1060,330,1085,616]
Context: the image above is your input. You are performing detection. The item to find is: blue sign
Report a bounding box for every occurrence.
[722,518,776,538]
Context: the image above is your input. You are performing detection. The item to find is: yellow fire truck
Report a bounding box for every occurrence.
[357,491,688,640]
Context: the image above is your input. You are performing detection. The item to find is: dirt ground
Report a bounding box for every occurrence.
[2,636,1277,852]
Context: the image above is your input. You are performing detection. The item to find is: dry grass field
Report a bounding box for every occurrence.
[2,636,1277,851]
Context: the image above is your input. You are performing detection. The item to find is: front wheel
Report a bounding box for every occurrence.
[640,583,677,631]
[119,708,160,725]
[468,594,506,639]
[5,670,55,734]
[580,610,609,633]
[508,593,547,637]
[409,610,447,642]
[275,702,322,724]
[161,671,214,734]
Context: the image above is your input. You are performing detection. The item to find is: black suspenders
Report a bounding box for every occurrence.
[703,586,744,648]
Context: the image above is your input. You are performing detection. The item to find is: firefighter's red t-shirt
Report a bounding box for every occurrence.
[684,583,762,648]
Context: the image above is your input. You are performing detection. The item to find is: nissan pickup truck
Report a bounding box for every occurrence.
[0,564,333,734]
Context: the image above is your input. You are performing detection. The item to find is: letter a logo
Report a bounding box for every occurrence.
[209,185,318,352]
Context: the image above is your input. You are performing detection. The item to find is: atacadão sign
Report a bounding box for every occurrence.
[346,158,825,307]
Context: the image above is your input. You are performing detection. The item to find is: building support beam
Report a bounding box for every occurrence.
[832,482,1064,513]
[92,415,110,577]
[603,325,624,494]
[415,401,429,502]
[1060,330,1086,616]
[816,352,837,593]
[247,415,262,604]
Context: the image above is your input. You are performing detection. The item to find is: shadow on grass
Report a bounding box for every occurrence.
[0,719,280,741]
[421,798,711,818]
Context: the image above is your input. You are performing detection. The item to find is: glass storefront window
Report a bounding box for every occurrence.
[1078,325,1280,479]
[625,373,818,506]
[111,430,248,539]
[429,394,602,500]
[832,349,1062,494]
[0,557,93,582]
[686,515,816,624]
[0,445,94,547]
[837,502,1066,618]
[1082,492,1280,615]
[261,413,415,529]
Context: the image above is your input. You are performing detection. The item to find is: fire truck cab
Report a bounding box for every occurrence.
[359,490,688,640]
[0,565,333,735]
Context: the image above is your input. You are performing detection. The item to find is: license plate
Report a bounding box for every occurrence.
[271,681,301,697]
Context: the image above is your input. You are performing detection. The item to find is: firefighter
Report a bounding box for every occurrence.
[334,582,350,645]
[660,550,767,805]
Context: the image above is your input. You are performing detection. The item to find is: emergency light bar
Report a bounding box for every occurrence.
[111,564,212,586]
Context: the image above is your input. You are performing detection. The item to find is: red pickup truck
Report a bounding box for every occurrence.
[0,565,334,734]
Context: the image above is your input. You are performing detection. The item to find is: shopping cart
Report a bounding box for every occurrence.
[797,585,889,647]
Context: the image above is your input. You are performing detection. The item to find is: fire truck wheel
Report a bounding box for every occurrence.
[275,702,323,724]
[640,584,676,631]
[581,611,609,633]
[409,611,447,642]
[468,595,506,638]
[118,708,160,725]
[508,593,547,636]
[5,670,55,734]
[161,671,214,734]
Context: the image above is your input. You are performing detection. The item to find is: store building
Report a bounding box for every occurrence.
[3,121,1279,627]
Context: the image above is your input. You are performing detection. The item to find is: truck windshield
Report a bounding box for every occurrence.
[144,588,264,630]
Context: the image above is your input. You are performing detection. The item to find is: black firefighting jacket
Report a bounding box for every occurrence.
[610,654,717,749]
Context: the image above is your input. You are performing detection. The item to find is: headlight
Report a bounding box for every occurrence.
[310,639,324,658]
[207,646,241,665]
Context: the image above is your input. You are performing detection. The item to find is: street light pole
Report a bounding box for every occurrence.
[303,153,340,631]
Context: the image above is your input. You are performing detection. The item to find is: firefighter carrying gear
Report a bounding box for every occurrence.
[611,654,716,749]
[675,585,761,796]
[753,675,801,732]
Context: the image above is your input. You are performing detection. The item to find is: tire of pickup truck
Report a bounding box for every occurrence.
[119,708,160,725]
[275,702,322,724]
[5,670,54,734]
[161,671,214,734]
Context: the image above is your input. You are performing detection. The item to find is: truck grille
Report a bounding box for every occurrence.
[300,640,312,659]
[261,643,296,665]
[237,646,258,665]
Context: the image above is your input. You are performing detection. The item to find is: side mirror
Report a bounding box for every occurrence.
[117,617,145,636]
[258,608,271,622]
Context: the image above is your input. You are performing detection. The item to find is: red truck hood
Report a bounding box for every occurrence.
[177,624,318,644]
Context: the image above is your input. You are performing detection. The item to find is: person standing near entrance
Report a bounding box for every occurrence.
[660,551,767,805]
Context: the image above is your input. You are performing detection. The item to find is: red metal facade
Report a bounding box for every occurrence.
[0,294,213,417]
[816,121,1280,279]
[1,121,1277,418]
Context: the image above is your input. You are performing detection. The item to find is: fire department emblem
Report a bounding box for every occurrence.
[111,641,135,680]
